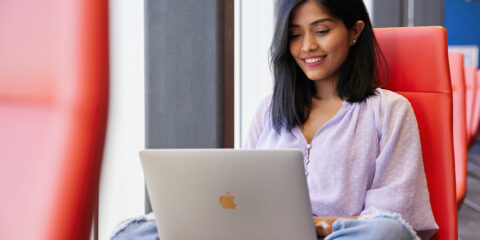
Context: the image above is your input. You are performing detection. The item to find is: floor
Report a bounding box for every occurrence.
[458,140,480,240]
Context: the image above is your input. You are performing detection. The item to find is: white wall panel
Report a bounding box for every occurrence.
[364,0,374,23]
[236,0,275,147]
[98,0,145,239]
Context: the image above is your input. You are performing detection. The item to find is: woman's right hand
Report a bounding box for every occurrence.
[313,216,334,237]
[313,216,358,238]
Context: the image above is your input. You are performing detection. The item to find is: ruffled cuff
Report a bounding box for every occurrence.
[110,212,156,240]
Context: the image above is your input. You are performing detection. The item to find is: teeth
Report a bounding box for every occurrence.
[305,56,325,63]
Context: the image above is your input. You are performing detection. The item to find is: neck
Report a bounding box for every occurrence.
[312,78,341,102]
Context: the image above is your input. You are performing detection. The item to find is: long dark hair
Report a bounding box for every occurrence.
[270,0,387,133]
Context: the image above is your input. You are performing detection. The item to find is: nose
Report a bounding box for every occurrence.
[301,33,318,52]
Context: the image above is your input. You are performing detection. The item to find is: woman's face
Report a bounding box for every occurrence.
[288,0,361,83]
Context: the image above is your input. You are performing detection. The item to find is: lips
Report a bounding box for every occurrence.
[303,55,327,67]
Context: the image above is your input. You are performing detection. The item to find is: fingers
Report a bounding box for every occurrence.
[315,220,332,237]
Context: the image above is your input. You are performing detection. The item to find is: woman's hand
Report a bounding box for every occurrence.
[313,216,335,237]
[313,216,358,238]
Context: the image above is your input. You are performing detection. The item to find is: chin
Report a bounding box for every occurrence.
[305,73,325,81]
[304,69,336,82]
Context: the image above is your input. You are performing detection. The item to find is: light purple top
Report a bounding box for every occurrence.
[243,88,438,237]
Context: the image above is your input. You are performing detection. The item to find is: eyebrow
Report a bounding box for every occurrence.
[289,18,333,28]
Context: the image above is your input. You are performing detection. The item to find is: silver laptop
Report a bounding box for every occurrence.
[140,149,317,240]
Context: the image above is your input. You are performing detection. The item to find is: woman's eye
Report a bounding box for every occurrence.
[315,30,330,35]
[289,34,301,39]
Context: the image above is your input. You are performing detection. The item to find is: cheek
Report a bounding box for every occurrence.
[329,41,351,64]
[288,42,297,57]
[289,42,303,63]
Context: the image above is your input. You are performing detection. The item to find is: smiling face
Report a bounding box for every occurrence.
[288,0,358,83]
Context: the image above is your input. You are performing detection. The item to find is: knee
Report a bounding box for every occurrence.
[328,216,417,240]
[368,217,416,240]
[110,213,159,240]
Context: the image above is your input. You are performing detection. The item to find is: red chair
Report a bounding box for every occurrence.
[465,67,478,147]
[375,27,457,240]
[448,52,468,208]
[0,0,109,239]
[472,68,480,144]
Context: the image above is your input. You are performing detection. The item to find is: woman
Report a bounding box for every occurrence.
[243,0,438,239]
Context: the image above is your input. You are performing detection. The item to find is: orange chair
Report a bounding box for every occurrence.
[375,27,457,240]
[448,52,468,208]
[465,67,478,147]
[0,0,109,239]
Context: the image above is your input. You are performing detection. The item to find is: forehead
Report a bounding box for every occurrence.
[289,0,334,24]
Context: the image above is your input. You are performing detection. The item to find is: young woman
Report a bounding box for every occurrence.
[243,0,438,239]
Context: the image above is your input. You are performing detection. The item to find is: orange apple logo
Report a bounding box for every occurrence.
[219,191,237,210]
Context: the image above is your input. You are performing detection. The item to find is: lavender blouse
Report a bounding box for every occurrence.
[243,88,438,237]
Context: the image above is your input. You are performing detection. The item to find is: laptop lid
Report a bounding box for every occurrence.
[140,149,317,240]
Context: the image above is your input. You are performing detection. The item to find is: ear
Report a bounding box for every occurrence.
[350,20,365,45]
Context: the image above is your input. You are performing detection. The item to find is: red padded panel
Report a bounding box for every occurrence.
[448,52,468,208]
[465,67,477,146]
[478,69,480,132]
[375,27,457,240]
[472,68,480,143]
[376,27,451,94]
[0,1,61,103]
[0,0,108,239]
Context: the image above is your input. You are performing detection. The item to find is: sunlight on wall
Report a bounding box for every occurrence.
[98,0,145,239]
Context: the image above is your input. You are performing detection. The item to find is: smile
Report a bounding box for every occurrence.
[304,56,326,63]
[303,55,327,67]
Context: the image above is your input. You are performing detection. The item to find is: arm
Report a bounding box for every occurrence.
[360,91,437,237]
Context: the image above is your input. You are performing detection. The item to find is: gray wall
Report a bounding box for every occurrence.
[413,0,444,26]
[372,0,405,27]
[144,0,234,212]
[372,0,444,27]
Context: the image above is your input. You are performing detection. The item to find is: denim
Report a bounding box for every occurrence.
[325,216,417,240]
[110,213,158,240]
[111,213,417,240]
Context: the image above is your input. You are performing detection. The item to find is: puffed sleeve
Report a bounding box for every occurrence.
[242,95,271,149]
[360,90,438,239]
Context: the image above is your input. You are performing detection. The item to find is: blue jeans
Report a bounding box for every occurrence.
[110,213,159,240]
[325,217,417,240]
[110,213,417,240]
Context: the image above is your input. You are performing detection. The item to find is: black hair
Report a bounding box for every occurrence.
[269,0,387,133]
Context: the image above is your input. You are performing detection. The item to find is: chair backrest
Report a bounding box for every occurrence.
[471,67,480,143]
[478,69,480,130]
[0,0,108,239]
[465,66,477,146]
[375,27,457,240]
[448,52,468,208]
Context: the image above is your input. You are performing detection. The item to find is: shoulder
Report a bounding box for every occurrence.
[366,88,412,110]
[242,95,273,149]
[254,94,272,122]
[259,94,272,110]
[249,94,274,133]
[365,88,415,118]
[363,88,417,136]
